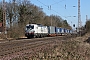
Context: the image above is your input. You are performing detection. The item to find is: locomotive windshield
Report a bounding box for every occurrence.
[26,25,34,30]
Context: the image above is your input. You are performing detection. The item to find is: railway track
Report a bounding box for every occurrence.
[0,36,66,60]
[0,34,77,60]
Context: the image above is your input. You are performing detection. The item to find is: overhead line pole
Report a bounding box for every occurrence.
[78,0,82,31]
[50,5,52,26]
[86,15,88,22]
[3,0,7,39]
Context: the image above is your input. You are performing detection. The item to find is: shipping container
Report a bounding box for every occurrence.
[48,26,56,36]
[69,29,73,34]
[55,27,60,34]
[59,28,62,33]
[61,28,64,33]
[48,26,55,34]
[67,29,70,33]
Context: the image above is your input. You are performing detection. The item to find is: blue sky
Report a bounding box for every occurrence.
[30,0,90,28]
[2,0,90,28]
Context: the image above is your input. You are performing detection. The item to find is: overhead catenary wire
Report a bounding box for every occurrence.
[36,0,67,19]
[51,0,66,6]
[52,0,76,24]
[37,0,48,7]
[36,0,78,28]
[52,0,73,18]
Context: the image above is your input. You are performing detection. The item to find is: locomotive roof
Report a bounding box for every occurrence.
[26,24,43,26]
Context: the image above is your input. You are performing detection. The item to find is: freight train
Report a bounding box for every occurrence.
[25,24,73,38]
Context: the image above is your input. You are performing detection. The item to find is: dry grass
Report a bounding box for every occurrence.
[11,33,90,60]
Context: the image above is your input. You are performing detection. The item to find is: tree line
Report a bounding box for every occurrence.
[0,0,71,38]
[85,19,90,32]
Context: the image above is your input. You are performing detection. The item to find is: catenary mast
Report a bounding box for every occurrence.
[78,0,82,30]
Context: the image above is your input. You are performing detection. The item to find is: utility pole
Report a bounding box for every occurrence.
[86,15,88,22]
[86,15,88,31]
[78,0,82,31]
[78,0,82,37]
[3,0,7,39]
[50,5,52,26]
[48,5,52,26]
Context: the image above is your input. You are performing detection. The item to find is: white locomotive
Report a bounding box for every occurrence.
[25,24,48,38]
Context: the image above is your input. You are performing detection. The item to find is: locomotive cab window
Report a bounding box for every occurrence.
[26,25,34,29]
